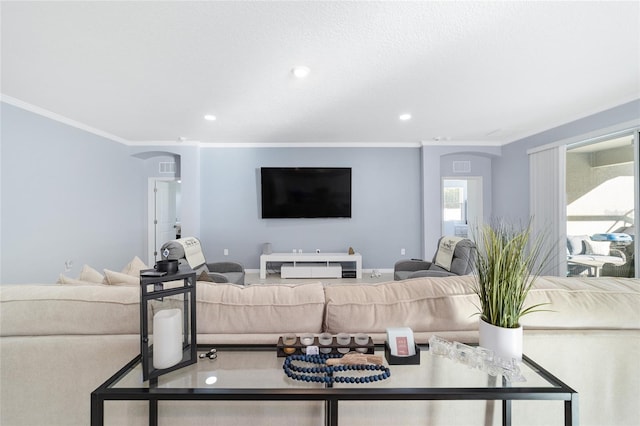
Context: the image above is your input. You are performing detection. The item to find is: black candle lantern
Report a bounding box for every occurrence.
[139,264,197,381]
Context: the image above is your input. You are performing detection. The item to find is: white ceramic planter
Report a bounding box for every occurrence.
[479,319,523,361]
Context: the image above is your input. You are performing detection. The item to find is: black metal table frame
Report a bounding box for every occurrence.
[91,345,578,426]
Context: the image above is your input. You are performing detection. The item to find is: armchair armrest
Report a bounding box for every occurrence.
[393,259,432,273]
[207,272,231,283]
[609,249,626,263]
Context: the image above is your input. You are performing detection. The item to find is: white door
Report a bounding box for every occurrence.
[465,177,483,231]
[148,179,179,265]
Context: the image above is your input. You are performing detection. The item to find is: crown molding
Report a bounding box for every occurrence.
[128,140,201,147]
[12,93,632,150]
[1,94,129,145]
[527,119,640,155]
[420,139,504,147]
[199,141,422,148]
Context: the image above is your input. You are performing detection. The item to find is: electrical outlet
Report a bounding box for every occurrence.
[401,248,406,256]
[64,260,73,272]
[223,249,229,256]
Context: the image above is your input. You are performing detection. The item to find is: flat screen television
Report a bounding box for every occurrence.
[261,167,352,218]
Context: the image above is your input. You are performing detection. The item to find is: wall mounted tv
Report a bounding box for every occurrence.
[261,167,352,219]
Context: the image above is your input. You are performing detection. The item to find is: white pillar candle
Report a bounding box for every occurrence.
[153,308,183,369]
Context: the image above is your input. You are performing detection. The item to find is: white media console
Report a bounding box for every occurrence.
[259,252,362,279]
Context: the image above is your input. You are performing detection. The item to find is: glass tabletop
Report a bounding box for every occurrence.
[108,345,563,392]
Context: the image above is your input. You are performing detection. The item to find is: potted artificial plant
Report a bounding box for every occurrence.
[472,220,551,360]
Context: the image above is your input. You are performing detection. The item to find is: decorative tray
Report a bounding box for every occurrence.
[276,335,375,357]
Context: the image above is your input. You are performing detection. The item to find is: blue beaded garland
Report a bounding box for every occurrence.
[283,354,390,385]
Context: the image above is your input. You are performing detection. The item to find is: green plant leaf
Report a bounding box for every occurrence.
[471,218,554,328]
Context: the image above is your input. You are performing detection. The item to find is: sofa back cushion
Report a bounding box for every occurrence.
[0,284,140,336]
[522,276,640,329]
[1,281,327,338]
[324,275,640,335]
[324,276,479,334]
[196,282,326,334]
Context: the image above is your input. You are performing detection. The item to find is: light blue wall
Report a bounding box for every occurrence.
[493,99,640,222]
[0,103,147,283]
[441,152,495,228]
[3,99,637,282]
[198,147,423,269]
[421,146,501,258]
[129,146,202,240]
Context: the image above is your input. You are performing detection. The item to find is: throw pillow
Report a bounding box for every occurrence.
[567,235,589,255]
[197,271,214,282]
[103,269,139,286]
[121,256,148,276]
[584,240,611,256]
[56,274,93,285]
[434,236,464,271]
[78,264,104,283]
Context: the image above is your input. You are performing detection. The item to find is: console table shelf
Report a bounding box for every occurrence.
[260,252,362,279]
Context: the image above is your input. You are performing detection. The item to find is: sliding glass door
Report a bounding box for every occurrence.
[566,133,636,277]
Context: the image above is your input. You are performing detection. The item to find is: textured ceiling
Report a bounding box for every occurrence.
[1,1,639,146]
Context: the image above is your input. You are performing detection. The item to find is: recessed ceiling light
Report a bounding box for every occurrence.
[399,113,412,121]
[292,66,310,79]
[204,114,216,121]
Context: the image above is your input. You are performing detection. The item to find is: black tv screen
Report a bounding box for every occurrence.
[261,167,352,218]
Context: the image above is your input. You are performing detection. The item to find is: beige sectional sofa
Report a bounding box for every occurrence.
[1,275,639,426]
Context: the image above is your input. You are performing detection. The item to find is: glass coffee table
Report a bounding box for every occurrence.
[91,344,578,426]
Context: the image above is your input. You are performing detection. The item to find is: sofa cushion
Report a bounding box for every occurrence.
[0,284,140,336]
[324,275,640,335]
[522,276,640,329]
[196,281,326,335]
[324,276,479,334]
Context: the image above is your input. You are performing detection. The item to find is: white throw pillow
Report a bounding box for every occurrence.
[121,256,148,276]
[78,264,104,283]
[56,274,94,285]
[584,240,610,256]
[567,235,589,255]
[103,269,139,286]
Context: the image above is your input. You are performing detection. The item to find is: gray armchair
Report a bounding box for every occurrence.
[394,237,476,280]
[160,237,245,285]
